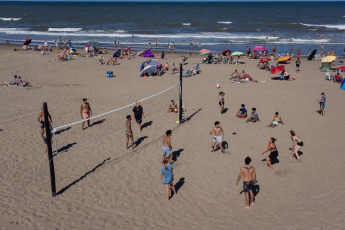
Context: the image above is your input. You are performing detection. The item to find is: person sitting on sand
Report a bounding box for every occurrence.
[239,70,246,78]
[167,100,178,113]
[164,62,169,71]
[266,112,284,128]
[230,69,240,79]
[260,137,278,170]
[281,70,291,81]
[246,108,259,123]
[236,104,247,118]
[236,156,256,208]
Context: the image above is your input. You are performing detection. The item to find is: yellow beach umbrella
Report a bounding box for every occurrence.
[321,56,337,63]
[277,56,291,62]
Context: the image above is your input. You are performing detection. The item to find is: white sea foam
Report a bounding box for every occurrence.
[0,27,27,32]
[0,17,22,21]
[182,23,191,26]
[300,23,345,30]
[48,28,83,32]
[217,21,232,24]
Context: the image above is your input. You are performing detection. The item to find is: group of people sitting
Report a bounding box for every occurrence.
[229,69,257,82]
[326,72,343,83]
[1,75,29,87]
[257,62,272,71]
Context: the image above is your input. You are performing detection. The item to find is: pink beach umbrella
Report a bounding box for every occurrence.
[253,46,266,51]
[199,49,210,53]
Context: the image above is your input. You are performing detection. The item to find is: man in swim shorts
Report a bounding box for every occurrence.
[133,101,145,133]
[80,98,92,130]
[162,130,173,163]
[37,107,53,137]
[210,121,225,153]
[267,112,284,128]
[236,157,256,208]
[318,92,326,117]
[230,69,240,79]
[126,115,134,150]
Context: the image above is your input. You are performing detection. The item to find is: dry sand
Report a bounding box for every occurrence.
[1,44,345,230]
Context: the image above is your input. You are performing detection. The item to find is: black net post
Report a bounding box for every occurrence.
[179,63,183,123]
[43,102,56,197]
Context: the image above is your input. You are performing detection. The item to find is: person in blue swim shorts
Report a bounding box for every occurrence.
[266,112,284,128]
[162,130,173,163]
[318,92,326,117]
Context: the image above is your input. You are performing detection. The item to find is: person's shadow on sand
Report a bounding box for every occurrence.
[135,136,148,147]
[172,149,184,162]
[141,121,153,130]
[222,108,229,114]
[170,177,185,199]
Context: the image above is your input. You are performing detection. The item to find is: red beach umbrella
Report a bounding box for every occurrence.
[125,47,131,51]
[270,65,285,74]
[259,58,271,63]
[337,66,345,71]
[222,49,230,56]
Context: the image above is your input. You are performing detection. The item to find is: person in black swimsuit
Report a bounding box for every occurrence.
[132,101,144,133]
[289,130,303,162]
[236,157,256,208]
[260,137,278,170]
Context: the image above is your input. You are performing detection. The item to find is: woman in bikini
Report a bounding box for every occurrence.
[260,137,278,170]
[289,130,303,162]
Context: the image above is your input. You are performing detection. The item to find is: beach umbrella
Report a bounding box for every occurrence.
[277,56,291,62]
[200,52,210,56]
[23,38,31,45]
[321,56,337,63]
[140,65,157,77]
[222,49,230,56]
[337,66,345,71]
[125,47,131,52]
[259,58,271,63]
[253,46,266,50]
[270,65,285,74]
[231,51,244,56]
[136,50,144,56]
[199,49,210,53]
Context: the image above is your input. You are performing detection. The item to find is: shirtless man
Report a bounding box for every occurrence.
[37,107,53,137]
[80,98,92,130]
[162,130,173,163]
[236,157,256,208]
[126,115,134,150]
[230,69,240,79]
[267,112,284,128]
[42,123,53,154]
[210,121,225,153]
[167,100,178,113]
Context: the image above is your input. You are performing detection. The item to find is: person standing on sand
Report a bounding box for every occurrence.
[80,98,92,130]
[210,121,225,153]
[297,48,301,59]
[126,115,134,150]
[266,112,284,128]
[173,42,175,53]
[289,130,303,162]
[37,107,53,137]
[260,137,278,170]
[219,91,225,114]
[318,92,326,117]
[161,158,177,200]
[236,157,256,208]
[295,58,301,72]
[162,130,173,163]
[132,101,144,132]
[290,44,293,56]
[42,123,53,154]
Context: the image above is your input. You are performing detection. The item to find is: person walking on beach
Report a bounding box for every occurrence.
[173,42,175,53]
[161,158,177,200]
[289,130,303,162]
[133,101,144,132]
[162,130,173,163]
[81,98,92,130]
[260,137,278,170]
[236,157,256,208]
[266,112,284,128]
[210,121,225,153]
[126,115,134,150]
[37,107,53,137]
[219,91,225,114]
[318,92,326,116]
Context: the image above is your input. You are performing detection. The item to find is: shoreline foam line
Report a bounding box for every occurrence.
[53,83,179,132]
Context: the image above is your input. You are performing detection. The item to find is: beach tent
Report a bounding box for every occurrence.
[113,49,121,58]
[143,49,154,57]
[139,59,152,72]
[341,80,345,90]
[308,49,317,61]
[140,65,157,77]
[320,62,331,72]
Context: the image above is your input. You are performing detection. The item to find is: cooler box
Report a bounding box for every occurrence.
[107,71,113,78]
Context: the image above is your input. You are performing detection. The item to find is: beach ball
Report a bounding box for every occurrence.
[216,83,220,88]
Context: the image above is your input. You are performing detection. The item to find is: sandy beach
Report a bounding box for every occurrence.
[1,44,345,230]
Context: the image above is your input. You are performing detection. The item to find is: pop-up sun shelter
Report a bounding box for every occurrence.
[320,62,331,72]
[143,49,154,57]
[139,61,161,77]
[140,59,152,72]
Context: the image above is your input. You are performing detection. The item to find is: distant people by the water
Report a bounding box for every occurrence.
[266,112,284,128]
[149,40,151,49]
[289,130,303,162]
[210,121,225,153]
[219,91,225,114]
[161,158,177,200]
[126,115,134,150]
[236,156,256,208]
[260,137,278,170]
[236,104,247,118]
[81,98,92,130]
[162,130,173,163]
[133,101,144,132]
[318,92,326,117]
[246,108,259,123]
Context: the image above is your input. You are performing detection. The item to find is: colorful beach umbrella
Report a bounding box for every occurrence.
[337,66,345,71]
[277,56,291,62]
[270,65,285,74]
[259,58,271,63]
[125,47,131,51]
[222,49,230,56]
[231,51,244,56]
[136,50,144,56]
[321,56,337,63]
[253,46,266,51]
[200,52,210,56]
[199,49,210,53]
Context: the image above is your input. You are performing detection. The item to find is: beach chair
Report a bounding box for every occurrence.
[191,64,199,74]
[182,69,191,77]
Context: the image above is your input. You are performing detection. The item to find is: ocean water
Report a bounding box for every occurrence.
[0,1,345,55]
